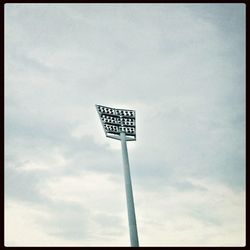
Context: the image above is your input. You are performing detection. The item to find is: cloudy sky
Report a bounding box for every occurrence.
[4,3,245,247]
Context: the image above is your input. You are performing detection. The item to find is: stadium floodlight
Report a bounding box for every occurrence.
[96,104,139,247]
[96,104,136,141]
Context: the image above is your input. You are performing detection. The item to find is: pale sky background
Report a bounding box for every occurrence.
[4,3,245,247]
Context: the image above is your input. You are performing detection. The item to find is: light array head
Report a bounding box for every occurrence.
[96,104,136,140]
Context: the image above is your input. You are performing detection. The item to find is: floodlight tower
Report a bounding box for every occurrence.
[96,104,139,247]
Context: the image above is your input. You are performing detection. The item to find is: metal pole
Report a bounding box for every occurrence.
[120,132,139,247]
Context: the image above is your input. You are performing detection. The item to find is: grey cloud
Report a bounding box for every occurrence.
[39,201,91,241]
[5,165,47,204]
[92,212,126,237]
[187,207,222,227]
[187,4,245,36]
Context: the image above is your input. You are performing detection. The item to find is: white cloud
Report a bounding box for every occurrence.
[5,200,59,246]
[5,176,245,246]
[135,178,245,246]
[39,172,124,209]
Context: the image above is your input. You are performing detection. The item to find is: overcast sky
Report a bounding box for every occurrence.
[5,3,245,247]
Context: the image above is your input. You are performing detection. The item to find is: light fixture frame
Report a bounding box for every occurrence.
[95,104,136,141]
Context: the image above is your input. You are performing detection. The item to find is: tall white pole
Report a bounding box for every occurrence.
[120,132,139,247]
